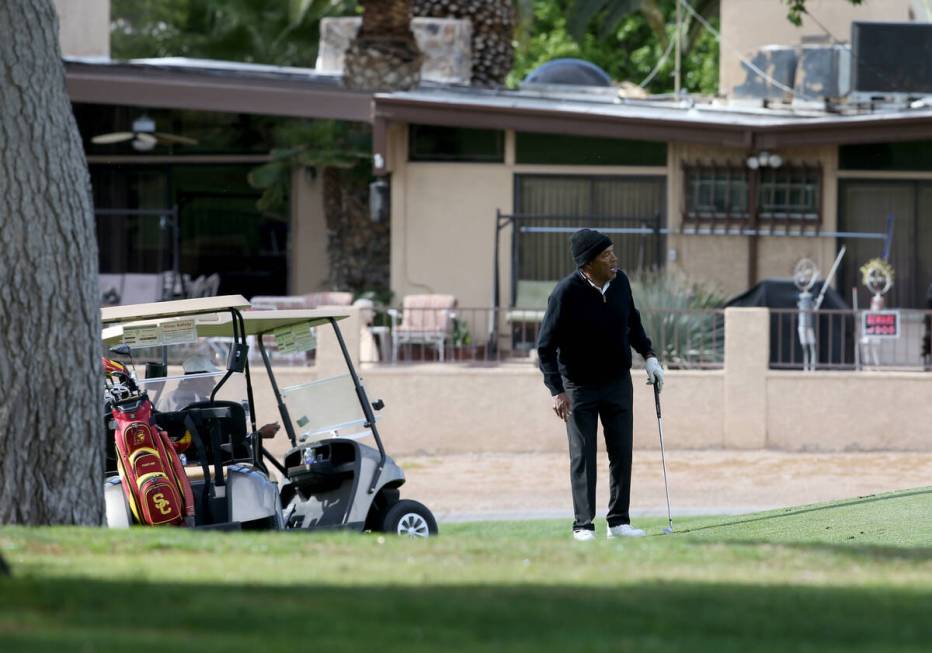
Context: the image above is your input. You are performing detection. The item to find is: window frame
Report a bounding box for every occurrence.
[682,161,822,227]
[407,124,505,163]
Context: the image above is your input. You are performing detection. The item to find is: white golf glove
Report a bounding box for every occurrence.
[646,356,664,392]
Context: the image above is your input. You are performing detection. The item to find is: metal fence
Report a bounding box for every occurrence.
[770,308,932,371]
[117,308,931,373]
[360,306,726,369]
[639,308,725,370]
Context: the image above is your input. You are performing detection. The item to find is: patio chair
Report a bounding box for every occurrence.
[188,273,221,298]
[389,294,457,362]
[98,273,163,306]
[505,280,556,354]
[304,291,353,308]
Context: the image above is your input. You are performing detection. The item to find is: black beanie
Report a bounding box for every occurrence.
[570,229,612,267]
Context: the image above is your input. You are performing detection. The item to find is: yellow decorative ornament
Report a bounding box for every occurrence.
[860,258,895,296]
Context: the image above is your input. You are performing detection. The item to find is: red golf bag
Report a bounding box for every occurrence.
[106,359,194,527]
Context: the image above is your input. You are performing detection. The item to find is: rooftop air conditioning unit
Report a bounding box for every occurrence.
[794,44,850,100]
[852,22,932,98]
[732,45,797,102]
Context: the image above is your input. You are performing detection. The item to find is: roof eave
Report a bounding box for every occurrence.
[374,95,752,148]
[757,114,932,148]
[66,60,373,122]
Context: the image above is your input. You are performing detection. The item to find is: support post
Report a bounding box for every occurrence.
[724,307,769,448]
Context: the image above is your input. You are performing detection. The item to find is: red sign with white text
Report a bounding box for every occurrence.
[862,310,900,338]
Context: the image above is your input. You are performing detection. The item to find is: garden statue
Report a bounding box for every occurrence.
[859,258,896,366]
[793,258,819,371]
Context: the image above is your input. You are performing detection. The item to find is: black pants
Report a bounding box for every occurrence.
[563,373,633,531]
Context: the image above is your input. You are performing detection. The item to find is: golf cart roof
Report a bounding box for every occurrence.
[210,309,350,336]
[101,308,350,344]
[101,295,251,325]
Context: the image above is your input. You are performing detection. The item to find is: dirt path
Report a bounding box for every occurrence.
[395,450,932,523]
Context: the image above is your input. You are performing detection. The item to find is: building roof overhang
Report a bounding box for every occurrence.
[66,57,932,152]
[375,88,932,150]
[65,57,374,122]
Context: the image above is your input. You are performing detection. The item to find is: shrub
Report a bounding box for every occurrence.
[629,269,725,369]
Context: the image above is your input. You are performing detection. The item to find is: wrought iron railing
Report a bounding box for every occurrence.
[639,308,725,370]
[360,306,726,369]
[770,308,932,371]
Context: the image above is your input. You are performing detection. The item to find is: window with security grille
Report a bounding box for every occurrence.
[683,164,821,225]
[684,166,749,220]
[758,167,821,221]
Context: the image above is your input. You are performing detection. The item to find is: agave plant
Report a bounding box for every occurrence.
[629,269,725,369]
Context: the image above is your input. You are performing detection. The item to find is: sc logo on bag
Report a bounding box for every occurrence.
[152,493,172,515]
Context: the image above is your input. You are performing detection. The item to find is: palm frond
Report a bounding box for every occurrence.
[567,0,611,41]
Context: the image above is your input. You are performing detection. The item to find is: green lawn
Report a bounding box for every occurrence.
[2,487,931,652]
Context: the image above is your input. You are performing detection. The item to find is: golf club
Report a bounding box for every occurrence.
[650,380,674,534]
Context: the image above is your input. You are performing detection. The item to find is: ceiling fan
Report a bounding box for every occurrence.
[91,115,198,151]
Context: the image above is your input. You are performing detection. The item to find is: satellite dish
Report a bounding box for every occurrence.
[91,115,198,151]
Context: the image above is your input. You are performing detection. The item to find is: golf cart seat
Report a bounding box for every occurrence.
[154,400,251,466]
[154,400,268,528]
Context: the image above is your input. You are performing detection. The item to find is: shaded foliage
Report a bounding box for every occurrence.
[510,0,718,94]
[247,121,371,215]
[111,0,357,66]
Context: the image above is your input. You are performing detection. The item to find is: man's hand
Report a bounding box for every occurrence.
[257,422,280,439]
[552,392,571,422]
[646,357,664,393]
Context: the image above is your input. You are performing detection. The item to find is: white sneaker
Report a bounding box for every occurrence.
[607,524,646,539]
[573,529,596,542]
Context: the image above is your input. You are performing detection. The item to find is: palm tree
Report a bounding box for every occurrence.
[343,0,423,91]
[413,0,520,86]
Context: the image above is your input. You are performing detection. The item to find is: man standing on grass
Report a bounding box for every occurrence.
[537,229,664,542]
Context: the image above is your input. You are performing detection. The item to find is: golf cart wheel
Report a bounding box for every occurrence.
[381,500,438,538]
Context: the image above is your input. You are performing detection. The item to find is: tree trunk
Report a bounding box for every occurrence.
[413,0,516,87]
[0,0,103,525]
[344,0,423,91]
[322,168,390,293]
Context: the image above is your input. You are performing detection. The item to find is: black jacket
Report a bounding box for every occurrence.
[537,270,655,396]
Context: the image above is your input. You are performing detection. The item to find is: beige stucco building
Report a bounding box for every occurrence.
[57,0,932,316]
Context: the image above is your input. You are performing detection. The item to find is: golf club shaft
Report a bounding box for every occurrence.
[653,383,673,530]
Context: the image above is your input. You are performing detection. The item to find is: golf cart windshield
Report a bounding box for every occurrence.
[280,373,371,442]
[233,309,363,444]
[137,371,247,413]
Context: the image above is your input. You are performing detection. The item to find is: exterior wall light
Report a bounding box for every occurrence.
[746,151,783,169]
[369,177,390,223]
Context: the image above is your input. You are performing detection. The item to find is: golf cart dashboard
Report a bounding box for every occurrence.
[284,441,357,494]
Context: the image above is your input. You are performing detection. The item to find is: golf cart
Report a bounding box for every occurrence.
[101,296,437,536]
